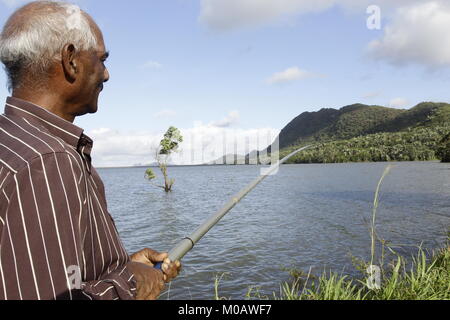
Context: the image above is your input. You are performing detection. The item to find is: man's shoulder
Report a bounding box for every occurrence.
[0,113,80,173]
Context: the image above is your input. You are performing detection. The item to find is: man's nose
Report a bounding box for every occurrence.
[104,68,110,83]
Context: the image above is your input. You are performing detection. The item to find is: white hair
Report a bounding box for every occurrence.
[0,1,98,91]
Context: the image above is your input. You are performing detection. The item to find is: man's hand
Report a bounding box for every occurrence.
[127,261,165,300]
[131,248,167,267]
[130,248,182,282]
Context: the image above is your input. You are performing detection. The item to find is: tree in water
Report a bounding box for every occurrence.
[145,126,183,192]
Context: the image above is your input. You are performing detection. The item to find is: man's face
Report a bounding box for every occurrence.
[74,31,110,116]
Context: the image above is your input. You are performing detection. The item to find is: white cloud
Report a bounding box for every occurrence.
[266,67,323,85]
[368,1,450,68]
[199,0,424,31]
[339,0,424,12]
[142,60,163,69]
[154,109,177,118]
[88,125,280,167]
[388,97,409,109]
[209,111,240,127]
[199,0,335,31]
[198,0,448,69]
[91,128,112,135]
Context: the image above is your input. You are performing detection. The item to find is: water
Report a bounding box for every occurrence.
[98,162,450,300]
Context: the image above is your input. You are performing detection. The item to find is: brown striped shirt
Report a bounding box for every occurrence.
[0,97,136,300]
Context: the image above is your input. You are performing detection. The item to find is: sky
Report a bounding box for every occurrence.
[1,0,450,167]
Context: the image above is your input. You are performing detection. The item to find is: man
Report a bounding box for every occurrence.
[0,1,181,300]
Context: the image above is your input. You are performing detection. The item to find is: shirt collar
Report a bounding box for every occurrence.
[4,97,92,152]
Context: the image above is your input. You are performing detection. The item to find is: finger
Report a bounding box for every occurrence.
[145,249,168,263]
[142,260,157,268]
[130,249,165,267]
[162,262,173,273]
[163,265,179,282]
[138,249,167,265]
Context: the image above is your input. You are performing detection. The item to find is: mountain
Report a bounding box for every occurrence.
[206,154,248,165]
[277,102,450,150]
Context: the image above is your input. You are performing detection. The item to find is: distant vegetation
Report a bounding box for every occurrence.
[272,102,450,163]
[437,133,450,163]
[282,126,448,164]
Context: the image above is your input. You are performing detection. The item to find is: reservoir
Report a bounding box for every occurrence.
[98,162,450,299]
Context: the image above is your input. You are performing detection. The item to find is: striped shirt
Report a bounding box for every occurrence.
[0,97,136,300]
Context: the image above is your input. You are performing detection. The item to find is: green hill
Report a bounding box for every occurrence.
[273,102,450,163]
[279,102,450,148]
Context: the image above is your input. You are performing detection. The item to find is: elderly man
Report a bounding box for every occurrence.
[0,1,180,300]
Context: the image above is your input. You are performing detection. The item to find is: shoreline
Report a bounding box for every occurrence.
[96,160,446,170]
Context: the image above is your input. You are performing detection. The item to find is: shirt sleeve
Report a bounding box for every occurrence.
[0,152,136,300]
[78,263,137,300]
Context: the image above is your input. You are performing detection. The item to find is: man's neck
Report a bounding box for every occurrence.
[12,90,76,123]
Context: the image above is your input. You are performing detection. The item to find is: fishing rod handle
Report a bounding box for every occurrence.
[154,262,163,270]
[153,238,194,270]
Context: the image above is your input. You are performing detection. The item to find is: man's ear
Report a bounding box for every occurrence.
[61,44,78,83]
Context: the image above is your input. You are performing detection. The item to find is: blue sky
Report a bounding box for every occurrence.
[1,0,450,166]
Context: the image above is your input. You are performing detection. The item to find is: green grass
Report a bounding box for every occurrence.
[273,246,449,300]
[214,165,450,300]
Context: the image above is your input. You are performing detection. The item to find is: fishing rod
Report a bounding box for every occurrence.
[155,145,312,270]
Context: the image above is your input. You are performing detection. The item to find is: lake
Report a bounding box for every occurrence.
[98,162,450,300]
